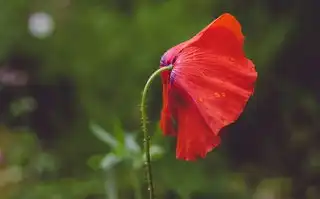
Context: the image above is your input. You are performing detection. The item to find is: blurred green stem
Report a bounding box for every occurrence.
[131,171,142,199]
[140,65,173,199]
[105,169,118,199]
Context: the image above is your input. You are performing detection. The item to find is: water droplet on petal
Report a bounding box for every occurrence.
[214,92,221,98]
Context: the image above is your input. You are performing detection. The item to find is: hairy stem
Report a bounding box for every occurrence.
[140,65,172,199]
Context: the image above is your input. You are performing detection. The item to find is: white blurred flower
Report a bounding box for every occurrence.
[28,12,54,39]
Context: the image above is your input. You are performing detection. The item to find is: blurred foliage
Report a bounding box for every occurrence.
[0,0,320,199]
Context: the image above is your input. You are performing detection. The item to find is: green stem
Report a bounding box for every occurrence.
[140,65,173,199]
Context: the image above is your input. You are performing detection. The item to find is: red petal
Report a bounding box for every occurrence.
[196,13,244,43]
[170,13,257,138]
[173,46,257,137]
[160,70,176,136]
[188,13,245,58]
[171,84,221,160]
[160,13,256,160]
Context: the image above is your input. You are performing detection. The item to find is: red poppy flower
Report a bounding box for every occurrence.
[159,13,257,161]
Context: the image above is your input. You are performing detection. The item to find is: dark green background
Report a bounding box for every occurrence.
[0,0,319,198]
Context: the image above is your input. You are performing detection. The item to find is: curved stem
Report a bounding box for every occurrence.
[140,65,172,199]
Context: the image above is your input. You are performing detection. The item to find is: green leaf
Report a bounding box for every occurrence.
[90,122,118,148]
[143,145,165,161]
[100,153,122,170]
[149,145,165,159]
[112,119,126,156]
[86,154,104,171]
[124,133,141,155]
[113,118,125,145]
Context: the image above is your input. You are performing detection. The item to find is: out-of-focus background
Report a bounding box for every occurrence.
[0,0,319,199]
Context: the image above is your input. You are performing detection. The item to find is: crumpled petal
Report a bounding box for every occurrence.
[171,13,257,138]
[173,47,256,137]
[159,13,257,160]
[160,71,176,136]
[170,83,221,160]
